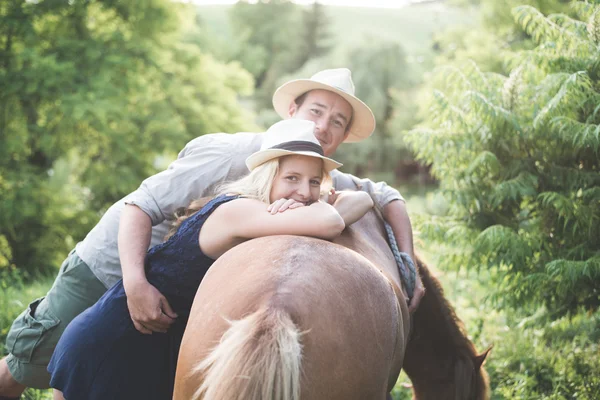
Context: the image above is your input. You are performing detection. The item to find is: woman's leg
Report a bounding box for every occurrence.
[53,389,65,400]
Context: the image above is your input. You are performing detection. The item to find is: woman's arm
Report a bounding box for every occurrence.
[231,199,344,240]
[330,190,374,226]
[200,198,345,258]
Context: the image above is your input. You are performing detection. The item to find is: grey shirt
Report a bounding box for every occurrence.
[75,131,404,289]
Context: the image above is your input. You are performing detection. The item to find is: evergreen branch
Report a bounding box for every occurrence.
[589,100,600,122]
[533,71,593,128]
[490,172,538,208]
[586,7,600,45]
[474,224,533,269]
[545,256,600,295]
[538,191,576,220]
[429,89,469,130]
[466,151,501,177]
[503,66,523,112]
[550,116,600,152]
[571,1,597,21]
[463,90,521,132]
[433,65,474,93]
[462,59,492,93]
[513,50,594,74]
[581,187,600,202]
[513,6,590,54]
[513,6,569,44]
[543,165,600,191]
[548,13,589,38]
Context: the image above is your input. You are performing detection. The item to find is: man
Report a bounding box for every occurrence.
[0,68,424,398]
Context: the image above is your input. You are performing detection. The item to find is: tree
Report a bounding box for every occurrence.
[228,0,333,109]
[334,39,414,178]
[433,0,572,74]
[406,1,600,315]
[229,0,299,91]
[295,2,332,68]
[0,0,254,275]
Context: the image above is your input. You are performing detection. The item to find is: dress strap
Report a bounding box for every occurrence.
[196,194,241,217]
[165,195,240,241]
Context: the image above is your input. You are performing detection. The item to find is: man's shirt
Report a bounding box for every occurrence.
[75,131,404,289]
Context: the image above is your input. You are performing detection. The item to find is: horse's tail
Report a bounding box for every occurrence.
[191,307,303,400]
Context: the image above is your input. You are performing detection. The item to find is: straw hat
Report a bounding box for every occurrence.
[246,120,342,172]
[272,68,376,143]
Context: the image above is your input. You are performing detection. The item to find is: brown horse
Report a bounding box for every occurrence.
[173,210,490,400]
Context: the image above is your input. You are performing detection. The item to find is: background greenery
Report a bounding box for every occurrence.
[1,0,598,399]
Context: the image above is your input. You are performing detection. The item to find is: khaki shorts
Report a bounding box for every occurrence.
[5,250,107,388]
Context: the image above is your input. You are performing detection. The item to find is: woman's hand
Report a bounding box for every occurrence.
[267,198,306,215]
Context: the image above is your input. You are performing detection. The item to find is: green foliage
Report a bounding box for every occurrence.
[0,268,54,399]
[227,0,332,109]
[334,39,415,176]
[486,309,600,399]
[407,1,600,315]
[0,0,254,276]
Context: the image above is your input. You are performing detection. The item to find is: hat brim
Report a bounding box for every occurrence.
[272,80,376,143]
[246,149,342,172]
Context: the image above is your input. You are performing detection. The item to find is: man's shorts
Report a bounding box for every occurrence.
[4,250,107,388]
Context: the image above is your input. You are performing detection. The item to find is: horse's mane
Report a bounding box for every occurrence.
[407,258,491,399]
[417,260,475,352]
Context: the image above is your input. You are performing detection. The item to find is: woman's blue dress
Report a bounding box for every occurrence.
[48,195,239,400]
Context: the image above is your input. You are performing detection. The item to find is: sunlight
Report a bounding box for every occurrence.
[183,0,414,8]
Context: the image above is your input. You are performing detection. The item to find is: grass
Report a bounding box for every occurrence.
[1,270,55,400]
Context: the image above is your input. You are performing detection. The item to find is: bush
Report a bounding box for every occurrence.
[406,1,600,315]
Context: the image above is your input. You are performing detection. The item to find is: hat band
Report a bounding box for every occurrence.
[270,141,324,156]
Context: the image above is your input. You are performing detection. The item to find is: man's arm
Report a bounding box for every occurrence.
[331,170,425,312]
[119,133,260,333]
[382,199,425,313]
[328,190,374,226]
[119,205,177,334]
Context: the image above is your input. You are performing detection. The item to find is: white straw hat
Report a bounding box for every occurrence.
[272,68,376,143]
[246,120,342,172]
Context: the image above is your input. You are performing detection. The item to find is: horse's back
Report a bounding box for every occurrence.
[174,235,407,400]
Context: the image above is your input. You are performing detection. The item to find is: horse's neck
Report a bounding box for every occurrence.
[403,262,490,400]
[333,210,403,290]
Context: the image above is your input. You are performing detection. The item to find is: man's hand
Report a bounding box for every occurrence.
[124,279,177,334]
[409,269,425,314]
[324,188,339,205]
[267,198,306,214]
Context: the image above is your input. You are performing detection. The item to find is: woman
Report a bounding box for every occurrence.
[47,119,374,400]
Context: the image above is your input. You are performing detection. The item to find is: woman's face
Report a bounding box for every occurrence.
[270,155,324,204]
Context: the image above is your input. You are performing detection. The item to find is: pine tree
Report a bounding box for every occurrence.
[296,2,331,68]
[406,1,600,315]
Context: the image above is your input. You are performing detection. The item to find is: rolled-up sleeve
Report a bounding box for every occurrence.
[331,170,404,210]
[125,135,239,226]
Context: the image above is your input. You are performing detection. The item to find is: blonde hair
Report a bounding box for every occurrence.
[166,156,332,239]
[217,159,280,203]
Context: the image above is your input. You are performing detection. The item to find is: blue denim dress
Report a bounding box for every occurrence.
[48,195,238,399]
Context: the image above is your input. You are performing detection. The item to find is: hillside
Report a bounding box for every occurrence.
[195,2,474,63]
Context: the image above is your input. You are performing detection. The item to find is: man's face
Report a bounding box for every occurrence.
[288,89,353,157]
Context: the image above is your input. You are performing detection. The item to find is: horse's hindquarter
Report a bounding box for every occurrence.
[174,235,408,400]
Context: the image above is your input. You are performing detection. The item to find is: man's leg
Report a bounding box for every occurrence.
[0,251,107,395]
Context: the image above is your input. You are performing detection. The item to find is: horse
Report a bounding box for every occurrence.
[172,209,490,400]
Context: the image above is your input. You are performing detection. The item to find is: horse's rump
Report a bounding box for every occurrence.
[174,209,491,400]
[173,235,408,400]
